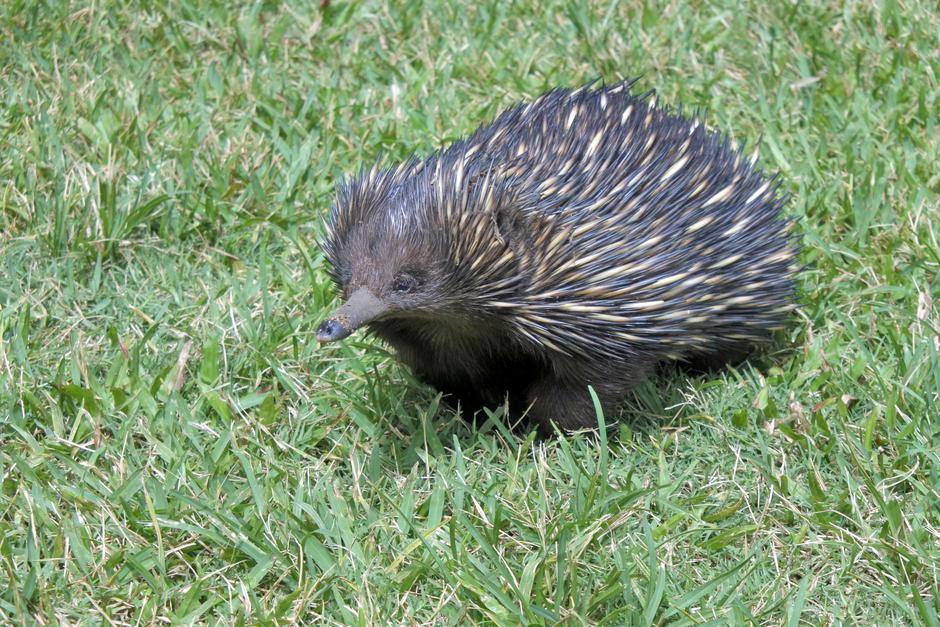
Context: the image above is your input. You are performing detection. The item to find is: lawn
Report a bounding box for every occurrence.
[1,0,938,624]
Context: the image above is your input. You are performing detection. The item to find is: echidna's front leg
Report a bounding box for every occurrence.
[524,376,620,433]
[525,362,652,433]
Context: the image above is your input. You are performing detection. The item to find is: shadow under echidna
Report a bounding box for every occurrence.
[317,80,798,434]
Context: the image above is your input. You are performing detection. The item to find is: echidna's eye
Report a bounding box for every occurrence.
[392,274,419,293]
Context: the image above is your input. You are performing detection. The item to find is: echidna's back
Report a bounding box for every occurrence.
[445,82,796,360]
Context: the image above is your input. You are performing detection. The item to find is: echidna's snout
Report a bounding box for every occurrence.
[316,318,349,342]
[316,287,388,343]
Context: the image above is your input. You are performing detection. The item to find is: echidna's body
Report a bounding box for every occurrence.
[318,81,798,432]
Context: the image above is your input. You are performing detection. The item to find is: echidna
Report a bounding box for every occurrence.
[317,81,798,432]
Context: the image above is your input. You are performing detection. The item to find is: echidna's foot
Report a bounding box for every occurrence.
[680,343,758,375]
[525,377,624,434]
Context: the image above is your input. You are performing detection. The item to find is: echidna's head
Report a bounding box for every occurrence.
[317,156,529,343]
[315,205,450,343]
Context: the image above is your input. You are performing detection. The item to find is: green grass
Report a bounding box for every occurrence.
[1,0,938,623]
